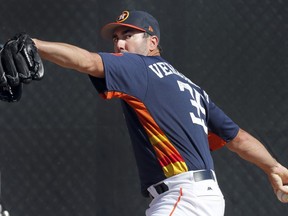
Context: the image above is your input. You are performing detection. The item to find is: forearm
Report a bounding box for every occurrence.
[226,128,288,192]
[226,129,278,173]
[33,39,104,77]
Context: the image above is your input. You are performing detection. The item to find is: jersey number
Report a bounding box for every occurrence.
[177,80,208,134]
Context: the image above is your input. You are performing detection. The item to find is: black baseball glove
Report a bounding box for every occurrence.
[0,33,44,102]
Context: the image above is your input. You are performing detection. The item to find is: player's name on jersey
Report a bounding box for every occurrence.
[148,61,196,86]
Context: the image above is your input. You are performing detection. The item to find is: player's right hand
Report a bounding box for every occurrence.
[267,163,288,195]
[0,204,10,216]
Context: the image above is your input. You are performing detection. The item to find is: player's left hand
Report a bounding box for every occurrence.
[0,33,44,102]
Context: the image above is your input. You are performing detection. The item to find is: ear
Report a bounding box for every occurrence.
[148,35,159,51]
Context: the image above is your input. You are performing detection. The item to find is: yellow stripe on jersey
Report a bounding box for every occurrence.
[162,161,189,178]
[148,130,188,177]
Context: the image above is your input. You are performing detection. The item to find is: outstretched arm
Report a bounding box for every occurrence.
[33,39,104,78]
[226,129,288,198]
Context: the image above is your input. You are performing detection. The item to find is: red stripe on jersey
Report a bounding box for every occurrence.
[208,132,226,151]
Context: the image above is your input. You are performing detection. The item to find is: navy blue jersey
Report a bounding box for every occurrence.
[89,52,239,196]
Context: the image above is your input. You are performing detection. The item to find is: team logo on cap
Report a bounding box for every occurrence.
[148,26,154,33]
[116,11,129,23]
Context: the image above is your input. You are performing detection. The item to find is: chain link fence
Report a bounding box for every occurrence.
[0,0,287,215]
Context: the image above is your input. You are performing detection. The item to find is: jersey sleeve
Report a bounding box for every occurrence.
[207,99,240,143]
[95,52,148,100]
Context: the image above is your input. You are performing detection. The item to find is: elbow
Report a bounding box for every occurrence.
[78,52,104,78]
[226,128,251,152]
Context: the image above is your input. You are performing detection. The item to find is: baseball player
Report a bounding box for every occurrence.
[1,10,288,216]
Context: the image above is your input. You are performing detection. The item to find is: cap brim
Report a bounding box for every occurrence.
[101,22,146,40]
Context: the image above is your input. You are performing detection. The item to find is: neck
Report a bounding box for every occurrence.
[148,49,161,56]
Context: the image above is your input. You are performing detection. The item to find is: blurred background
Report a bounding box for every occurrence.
[0,0,287,215]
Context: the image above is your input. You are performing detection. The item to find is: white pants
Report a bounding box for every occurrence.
[146,170,225,216]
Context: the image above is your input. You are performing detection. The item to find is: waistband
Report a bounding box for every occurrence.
[147,170,216,198]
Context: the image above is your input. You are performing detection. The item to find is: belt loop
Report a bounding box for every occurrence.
[147,184,159,198]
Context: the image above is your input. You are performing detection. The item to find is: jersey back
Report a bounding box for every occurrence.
[90,52,239,196]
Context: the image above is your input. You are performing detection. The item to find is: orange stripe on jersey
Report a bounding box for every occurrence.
[102,91,124,99]
[104,91,188,178]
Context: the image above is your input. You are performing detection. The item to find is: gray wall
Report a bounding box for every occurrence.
[0,0,287,215]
